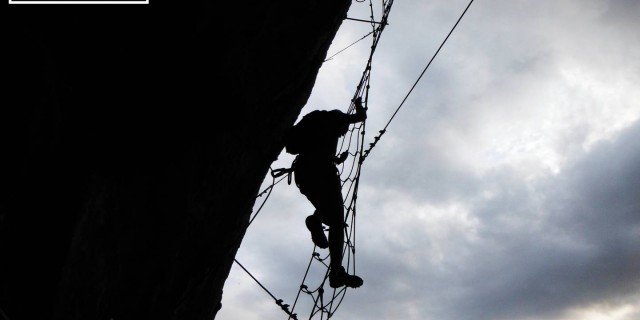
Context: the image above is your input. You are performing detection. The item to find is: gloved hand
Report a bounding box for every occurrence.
[354,97,367,120]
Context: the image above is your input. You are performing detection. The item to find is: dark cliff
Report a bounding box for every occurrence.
[2,1,351,319]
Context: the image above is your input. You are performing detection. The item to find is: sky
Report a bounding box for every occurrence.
[218,1,640,319]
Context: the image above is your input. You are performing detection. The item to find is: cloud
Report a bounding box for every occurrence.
[354,119,640,320]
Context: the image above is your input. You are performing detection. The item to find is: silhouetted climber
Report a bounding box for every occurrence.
[283,97,367,289]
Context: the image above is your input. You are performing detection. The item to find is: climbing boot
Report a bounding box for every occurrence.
[329,266,363,288]
[305,215,329,249]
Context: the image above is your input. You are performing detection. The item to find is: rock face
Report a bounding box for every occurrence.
[2,1,350,319]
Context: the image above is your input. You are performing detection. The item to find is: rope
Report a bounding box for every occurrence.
[234,259,299,320]
[246,168,292,228]
[362,0,475,161]
[324,30,374,62]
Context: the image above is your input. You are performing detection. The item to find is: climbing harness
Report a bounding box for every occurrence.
[272,166,295,186]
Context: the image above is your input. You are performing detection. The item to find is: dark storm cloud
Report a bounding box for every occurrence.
[346,119,640,320]
[438,120,640,320]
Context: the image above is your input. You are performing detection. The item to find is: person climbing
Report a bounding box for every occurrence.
[283,97,367,289]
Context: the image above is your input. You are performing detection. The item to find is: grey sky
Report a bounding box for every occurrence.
[219,1,640,319]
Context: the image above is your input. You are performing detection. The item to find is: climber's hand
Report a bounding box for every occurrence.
[354,97,367,120]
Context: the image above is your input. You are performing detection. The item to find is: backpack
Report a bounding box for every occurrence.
[283,110,325,155]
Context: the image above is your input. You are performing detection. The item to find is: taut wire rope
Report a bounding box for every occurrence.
[362,0,475,161]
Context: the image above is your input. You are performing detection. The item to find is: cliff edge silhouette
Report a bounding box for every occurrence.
[2,2,351,319]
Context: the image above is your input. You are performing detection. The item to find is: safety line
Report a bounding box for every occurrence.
[234,258,299,320]
[363,0,475,160]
